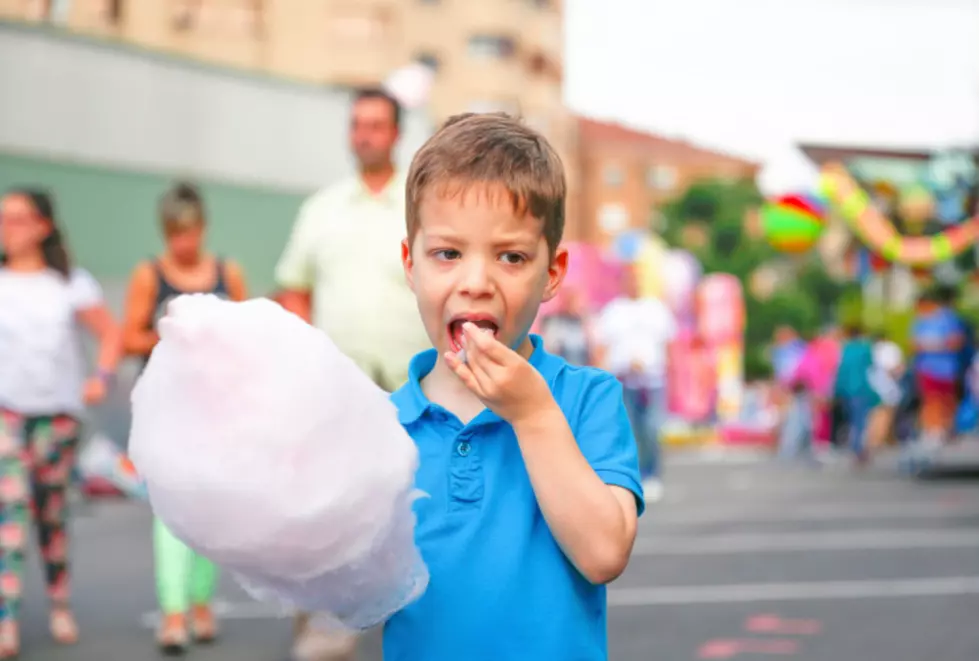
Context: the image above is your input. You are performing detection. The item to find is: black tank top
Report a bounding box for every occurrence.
[145,258,231,361]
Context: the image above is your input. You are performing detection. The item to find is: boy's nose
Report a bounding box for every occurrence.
[458,259,493,297]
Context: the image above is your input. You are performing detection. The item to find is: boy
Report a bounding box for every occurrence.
[386,113,644,660]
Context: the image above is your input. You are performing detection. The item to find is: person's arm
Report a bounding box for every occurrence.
[274,198,320,324]
[70,270,122,405]
[122,262,161,357]
[223,259,249,302]
[445,324,641,585]
[514,374,640,585]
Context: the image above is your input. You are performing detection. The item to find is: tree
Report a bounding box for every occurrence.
[658,178,841,379]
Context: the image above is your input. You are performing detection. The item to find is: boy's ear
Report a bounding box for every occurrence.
[401,239,416,292]
[541,245,569,303]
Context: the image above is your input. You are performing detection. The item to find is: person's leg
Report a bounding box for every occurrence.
[0,411,30,657]
[188,551,220,642]
[622,385,654,478]
[29,415,81,645]
[778,393,807,459]
[846,398,872,461]
[154,516,193,652]
[644,385,667,481]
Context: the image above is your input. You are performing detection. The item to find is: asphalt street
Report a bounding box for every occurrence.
[13,448,979,661]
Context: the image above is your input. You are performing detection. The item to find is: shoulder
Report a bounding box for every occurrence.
[222,258,245,279]
[549,361,624,426]
[130,260,157,282]
[67,267,99,289]
[66,267,104,305]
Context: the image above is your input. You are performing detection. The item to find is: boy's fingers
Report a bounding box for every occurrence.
[463,323,508,366]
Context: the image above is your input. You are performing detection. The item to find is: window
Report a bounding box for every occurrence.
[603,164,624,188]
[598,204,629,234]
[646,165,677,191]
[414,52,440,72]
[467,34,516,60]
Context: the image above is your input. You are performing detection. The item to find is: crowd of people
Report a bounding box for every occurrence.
[773,286,977,471]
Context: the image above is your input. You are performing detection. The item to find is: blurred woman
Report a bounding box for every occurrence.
[0,188,122,657]
[122,182,247,654]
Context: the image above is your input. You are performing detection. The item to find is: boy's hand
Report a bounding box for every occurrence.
[445,322,556,425]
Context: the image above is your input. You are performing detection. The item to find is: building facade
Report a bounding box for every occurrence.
[1,0,566,140]
[571,117,760,244]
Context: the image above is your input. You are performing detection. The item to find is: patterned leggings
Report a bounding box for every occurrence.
[0,410,78,624]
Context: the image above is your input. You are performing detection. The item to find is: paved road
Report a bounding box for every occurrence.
[14,448,979,660]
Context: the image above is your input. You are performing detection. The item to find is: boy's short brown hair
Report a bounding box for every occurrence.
[405,113,566,256]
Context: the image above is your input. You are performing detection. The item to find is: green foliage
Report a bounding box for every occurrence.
[657,178,845,380]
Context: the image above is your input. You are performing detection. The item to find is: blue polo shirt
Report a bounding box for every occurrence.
[384,335,644,661]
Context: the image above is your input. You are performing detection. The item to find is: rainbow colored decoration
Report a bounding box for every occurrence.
[760,193,826,253]
[819,163,979,267]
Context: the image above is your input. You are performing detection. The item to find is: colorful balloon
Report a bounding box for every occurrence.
[760,193,825,253]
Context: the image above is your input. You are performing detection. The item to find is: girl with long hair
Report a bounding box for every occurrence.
[0,188,122,657]
[122,181,247,655]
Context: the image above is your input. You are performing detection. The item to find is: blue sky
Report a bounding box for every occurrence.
[564,0,979,193]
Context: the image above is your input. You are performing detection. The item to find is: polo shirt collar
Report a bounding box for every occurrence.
[352,170,403,205]
[396,334,559,425]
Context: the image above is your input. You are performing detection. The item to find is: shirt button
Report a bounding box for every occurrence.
[456,441,471,457]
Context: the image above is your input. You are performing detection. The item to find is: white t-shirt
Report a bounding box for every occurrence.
[596,296,677,386]
[0,267,103,415]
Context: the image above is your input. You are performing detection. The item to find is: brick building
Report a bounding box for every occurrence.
[568,117,760,243]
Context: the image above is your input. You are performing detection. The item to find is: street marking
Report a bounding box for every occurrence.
[139,599,291,628]
[644,501,979,526]
[609,576,979,607]
[744,614,822,635]
[632,529,979,555]
[698,638,800,659]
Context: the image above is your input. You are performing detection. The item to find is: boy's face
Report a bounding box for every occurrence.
[402,183,567,359]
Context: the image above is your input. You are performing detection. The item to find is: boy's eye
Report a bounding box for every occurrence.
[433,249,461,261]
[499,252,526,265]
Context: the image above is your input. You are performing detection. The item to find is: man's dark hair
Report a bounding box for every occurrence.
[353,87,402,129]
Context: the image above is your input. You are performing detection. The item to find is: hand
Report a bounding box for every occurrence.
[82,376,107,406]
[629,359,645,374]
[444,322,556,425]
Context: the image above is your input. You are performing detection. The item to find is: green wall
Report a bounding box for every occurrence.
[0,151,309,294]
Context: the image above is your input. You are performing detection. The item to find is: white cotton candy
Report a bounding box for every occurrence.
[128,294,428,630]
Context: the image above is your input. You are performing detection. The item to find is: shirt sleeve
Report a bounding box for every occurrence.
[573,371,645,516]
[67,268,104,311]
[274,197,320,291]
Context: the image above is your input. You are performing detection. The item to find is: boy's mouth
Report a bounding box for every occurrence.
[447,316,499,352]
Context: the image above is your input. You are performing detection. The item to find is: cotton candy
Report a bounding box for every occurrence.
[128,294,428,630]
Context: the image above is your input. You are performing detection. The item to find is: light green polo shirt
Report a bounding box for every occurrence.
[275,172,429,390]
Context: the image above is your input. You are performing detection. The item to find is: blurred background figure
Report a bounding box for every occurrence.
[832,325,877,465]
[911,288,964,456]
[594,266,676,502]
[539,289,594,366]
[121,181,247,655]
[0,188,121,658]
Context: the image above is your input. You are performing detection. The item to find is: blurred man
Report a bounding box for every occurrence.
[274,88,429,661]
[594,267,676,502]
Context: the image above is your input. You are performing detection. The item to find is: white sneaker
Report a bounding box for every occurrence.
[642,478,664,503]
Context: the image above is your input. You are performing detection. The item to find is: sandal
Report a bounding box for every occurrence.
[156,614,188,656]
[190,604,218,644]
[49,609,78,646]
